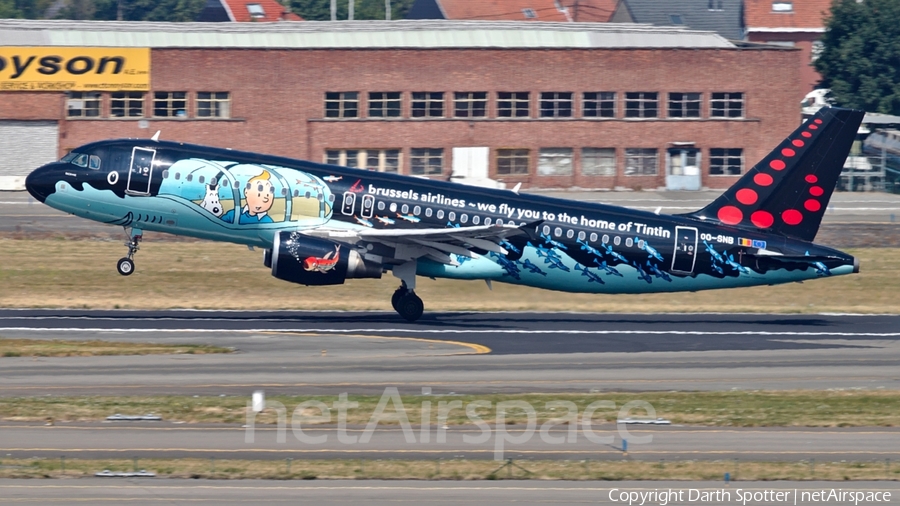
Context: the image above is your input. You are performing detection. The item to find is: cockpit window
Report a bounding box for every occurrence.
[71,153,89,168]
[60,152,79,163]
[88,155,101,170]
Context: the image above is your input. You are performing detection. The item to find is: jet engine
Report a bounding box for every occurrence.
[270,232,381,286]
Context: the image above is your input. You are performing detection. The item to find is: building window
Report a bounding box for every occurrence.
[624,148,658,175]
[496,149,530,175]
[110,92,144,118]
[668,92,701,118]
[538,148,573,176]
[811,40,824,62]
[411,92,444,118]
[497,92,530,118]
[583,92,616,118]
[454,92,487,118]
[711,92,744,118]
[325,92,358,118]
[247,3,265,17]
[522,8,536,18]
[708,0,723,11]
[369,92,401,118]
[66,91,101,118]
[325,149,360,168]
[582,148,616,176]
[710,148,744,175]
[366,149,401,173]
[196,92,230,118]
[153,91,187,118]
[772,1,792,12]
[539,92,573,118]
[625,92,658,118]
[410,148,444,175]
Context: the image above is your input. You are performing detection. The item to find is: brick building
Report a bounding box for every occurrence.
[0,19,801,191]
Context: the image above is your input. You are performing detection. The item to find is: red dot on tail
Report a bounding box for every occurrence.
[809,124,818,130]
[792,139,805,147]
[769,160,786,170]
[782,148,796,157]
[814,118,823,124]
[754,173,774,186]
[782,209,803,225]
[718,206,743,225]
[805,174,818,183]
[810,186,824,197]
[804,199,821,212]
[751,210,774,228]
[801,131,812,138]
[736,188,758,205]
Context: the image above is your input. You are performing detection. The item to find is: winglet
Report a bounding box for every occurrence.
[151,130,161,142]
[511,182,522,194]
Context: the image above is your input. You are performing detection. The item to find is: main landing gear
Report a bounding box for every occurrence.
[391,260,423,322]
[391,283,424,322]
[117,227,142,276]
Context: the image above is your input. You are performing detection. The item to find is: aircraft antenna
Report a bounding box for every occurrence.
[511,182,522,194]
[151,131,161,142]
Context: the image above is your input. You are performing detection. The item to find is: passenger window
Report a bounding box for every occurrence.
[377,201,386,211]
[566,229,574,239]
[554,227,562,237]
[472,215,480,225]
[638,240,645,249]
[186,174,193,182]
[199,176,205,184]
[496,218,503,225]
[390,203,397,212]
[281,188,288,196]
[401,204,409,214]
[614,236,621,246]
[460,214,468,224]
[293,190,299,197]
[88,155,101,170]
[305,191,311,199]
[542,225,551,235]
[425,207,433,217]
[233,180,239,188]
[484,217,492,225]
[361,194,375,219]
[175,172,181,180]
[578,231,586,241]
[413,205,421,216]
[448,211,456,221]
[626,238,634,247]
[590,232,598,242]
[328,194,335,203]
[341,191,356,216]
[602,234,609,244]
[162,170,169,179]
[437,209,445,219]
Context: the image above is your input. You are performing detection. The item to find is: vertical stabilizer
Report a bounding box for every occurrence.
[689,107,864,242]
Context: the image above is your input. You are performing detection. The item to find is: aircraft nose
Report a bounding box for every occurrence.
[25,163,60,203]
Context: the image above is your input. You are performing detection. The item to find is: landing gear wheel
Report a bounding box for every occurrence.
[395,292,424,322]
[391,285,409,312]
[116,257,135,276]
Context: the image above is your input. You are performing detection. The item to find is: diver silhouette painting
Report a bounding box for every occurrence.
[222,169,275,224]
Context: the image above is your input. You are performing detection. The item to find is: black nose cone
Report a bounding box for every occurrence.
[25,164,59,203]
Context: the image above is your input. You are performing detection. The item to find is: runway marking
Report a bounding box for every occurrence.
[273,332,490,355]
[2,327,900,337]
[4,448,899,456]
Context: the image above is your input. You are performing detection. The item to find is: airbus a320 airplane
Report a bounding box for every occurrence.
[25,107,862,321]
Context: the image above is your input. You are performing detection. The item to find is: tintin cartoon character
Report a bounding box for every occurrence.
[222,169,275,224]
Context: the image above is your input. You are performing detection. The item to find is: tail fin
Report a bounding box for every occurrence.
[688,107,864,242]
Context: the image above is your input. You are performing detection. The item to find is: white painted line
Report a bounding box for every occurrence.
[1,327,899,337]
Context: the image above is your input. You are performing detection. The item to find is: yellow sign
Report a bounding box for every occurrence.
[0,47,149,92]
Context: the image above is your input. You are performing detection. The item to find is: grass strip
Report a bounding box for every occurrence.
[0,239,898,313]
[1,457,898,481]
[0,337,232,357]
[1,391,898,427]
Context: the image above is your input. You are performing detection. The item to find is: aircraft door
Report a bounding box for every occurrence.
[671,226,698,274]
[360,194,375,219]
[341,191,356,216]
[127,147,155,195]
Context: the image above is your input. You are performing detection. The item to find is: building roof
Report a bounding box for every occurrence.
[406,0,617,22]
[612,0,745,41]
[198,0,303,22]
[744,0,830,31]
[0,19,735,49]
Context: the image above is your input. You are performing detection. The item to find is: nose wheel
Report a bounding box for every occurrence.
[117,227,142,276]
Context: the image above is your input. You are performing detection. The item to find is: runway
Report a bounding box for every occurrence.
[1,310,899,395]
[2,422,899,461]
[1,480,896,506]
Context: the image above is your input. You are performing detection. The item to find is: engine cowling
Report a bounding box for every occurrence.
[270,232,381,286]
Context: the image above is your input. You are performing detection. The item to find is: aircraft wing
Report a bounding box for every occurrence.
[306,223,536,266]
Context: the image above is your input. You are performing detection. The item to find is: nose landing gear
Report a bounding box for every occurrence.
[117,227,142,276]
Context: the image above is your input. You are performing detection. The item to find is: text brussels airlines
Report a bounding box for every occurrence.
[608,488,892,506]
